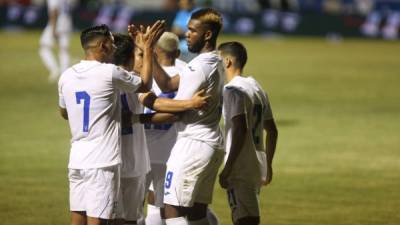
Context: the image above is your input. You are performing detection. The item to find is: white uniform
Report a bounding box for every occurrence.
[118,92,150,221]
[163,51,225,207]
[223,76,273,222]
[58,60,142,219]
[144,60,186,207]
[39,0,72,79]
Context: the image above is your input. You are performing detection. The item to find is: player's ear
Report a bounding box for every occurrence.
[224,57,232,68]
[204,30,212,42]
[175,49,181,58]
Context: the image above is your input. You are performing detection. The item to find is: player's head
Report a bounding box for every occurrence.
[80,24,116,63]
[155,32,180,64]
[186,8,223,53]
[218,41,247,70]
[112,33,135,71]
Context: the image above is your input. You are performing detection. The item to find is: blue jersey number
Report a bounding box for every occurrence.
[252,104,263,145]
[165,171,174,189]
[75,91,91,132]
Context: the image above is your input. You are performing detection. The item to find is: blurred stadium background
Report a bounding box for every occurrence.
[0,0,400,225]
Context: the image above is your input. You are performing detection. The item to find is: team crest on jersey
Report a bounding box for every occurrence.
[188,66,195,72]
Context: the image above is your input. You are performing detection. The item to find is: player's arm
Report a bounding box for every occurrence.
[128,20,165,92]
[219,114,247,189]
[263,118,278,186]
[59,107,68,120]
[152,57,180,92]
[134,112,181,124]
[47,1,59,39]
[139,89,209,113]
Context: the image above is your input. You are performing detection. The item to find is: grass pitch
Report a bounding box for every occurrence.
[0,31,399,225]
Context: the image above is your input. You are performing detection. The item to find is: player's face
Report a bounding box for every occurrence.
[186,19,207,53]
[133,47,143,73]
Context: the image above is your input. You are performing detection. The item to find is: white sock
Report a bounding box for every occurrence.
[188,217,209,225]
[165,217,188,225]
[39,46,59,75]
[59,47,70,73]
[146,204,163,225]
[206,208,219,225]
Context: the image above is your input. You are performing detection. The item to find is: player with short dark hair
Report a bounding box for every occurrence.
[58,22,164,225]
[218,41,278,225]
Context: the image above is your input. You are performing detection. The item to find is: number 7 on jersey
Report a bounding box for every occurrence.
[75,91,91,132]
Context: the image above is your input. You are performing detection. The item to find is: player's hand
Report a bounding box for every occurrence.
[262,165,273,186]
[129,20,165,51]
[191,89,211,110]
[219,167,231,189]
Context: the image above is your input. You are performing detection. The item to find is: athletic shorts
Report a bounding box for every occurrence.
[69,165,120,219]
[145,163,167,207]
[163,137,224,207]
[226,182,261,223]
[40,25,70,48]
[116,175,146,221]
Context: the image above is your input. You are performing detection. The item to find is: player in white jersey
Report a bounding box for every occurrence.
[39,0,73,82]
[112,33,209,225]
[218,42,278,225]
[58,23,165,225]
[144,32,185,225]
[150,8,225,225]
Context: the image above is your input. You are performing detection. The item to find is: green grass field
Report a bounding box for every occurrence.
[0,31,399,225]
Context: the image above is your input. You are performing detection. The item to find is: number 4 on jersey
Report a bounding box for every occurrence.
[75,91,90,132]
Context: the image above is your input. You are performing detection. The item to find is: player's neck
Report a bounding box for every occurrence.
[226,68,242,82]
[199,42,215,54]
[159,57,175,67]
[84,51,108,63]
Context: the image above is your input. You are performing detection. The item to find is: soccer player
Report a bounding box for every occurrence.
[144,32,185,225]
[39,0,72,82]
[112,33,210,225]
[58,22,164,225]
[218,41,278,225]
[151,8,225,225]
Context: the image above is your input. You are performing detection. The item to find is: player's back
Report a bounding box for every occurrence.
[59,60,121,169]
[223,76,271,185]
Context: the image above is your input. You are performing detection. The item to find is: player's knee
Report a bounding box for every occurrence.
[236,216,260,225]
[164,204,186,218]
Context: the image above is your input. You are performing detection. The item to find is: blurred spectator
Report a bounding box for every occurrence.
[39,0,73,82]
[259,0,300,32]
[171,0,197,61]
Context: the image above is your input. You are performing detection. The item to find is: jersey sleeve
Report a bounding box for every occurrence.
[263,92,274,121]
[224,88,246,120]
[112,66,142,93]
[174,63,206,100]
[58,78,66,108]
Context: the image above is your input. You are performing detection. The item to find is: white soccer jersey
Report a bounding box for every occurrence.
[223,76,273,186]
[144,59,186,163]
[173,51,224,148]
[58,60,142,169]
[120,92,151,178]
[47,0,72,33]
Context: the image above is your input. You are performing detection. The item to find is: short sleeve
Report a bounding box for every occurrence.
[112,66,142,93]
[58,78,66,108]
[224,88,246,120]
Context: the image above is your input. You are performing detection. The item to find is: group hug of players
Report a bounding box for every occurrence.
[58,7,278,225]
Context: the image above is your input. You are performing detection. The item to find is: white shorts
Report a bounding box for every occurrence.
[226,182,260,223]
[40,25,70,49]
[163,137,224,207]
[145,163,167,207]
[69,166,120,219]
[117,175,146,221]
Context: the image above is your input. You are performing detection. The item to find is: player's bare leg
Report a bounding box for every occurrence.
[71,211,86,225]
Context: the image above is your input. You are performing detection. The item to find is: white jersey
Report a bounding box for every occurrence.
[223,76,273,186]
[144,59,186,164]
[47,0,72,33]
[174,51,224,148]
[58,60,142,169]
[120,92,151,177]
